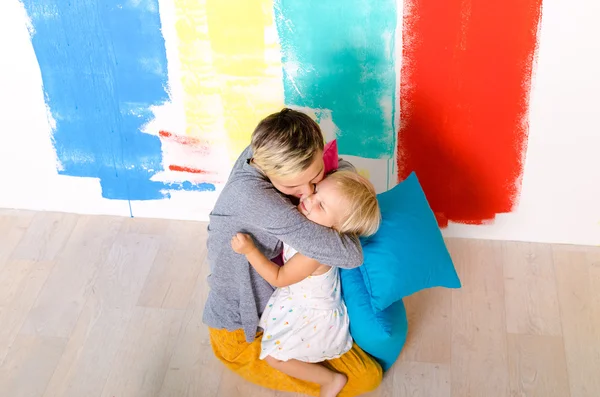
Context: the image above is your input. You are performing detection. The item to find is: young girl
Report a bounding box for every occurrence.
[231,170,381,397]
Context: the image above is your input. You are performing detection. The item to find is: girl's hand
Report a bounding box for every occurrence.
[231,233,257,255]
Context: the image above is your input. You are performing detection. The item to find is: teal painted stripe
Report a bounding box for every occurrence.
[274,0,397,159]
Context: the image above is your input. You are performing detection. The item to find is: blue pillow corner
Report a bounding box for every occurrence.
[359,172,461,312]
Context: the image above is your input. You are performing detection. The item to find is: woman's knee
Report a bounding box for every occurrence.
[353,361,383,393]
[364,365,383,392]
[333,348,383,395]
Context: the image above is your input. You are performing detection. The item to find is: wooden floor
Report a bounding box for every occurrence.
[0,210,599,397]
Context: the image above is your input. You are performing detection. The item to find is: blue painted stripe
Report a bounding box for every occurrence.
[274,0,397,159]
[22,0,215,202]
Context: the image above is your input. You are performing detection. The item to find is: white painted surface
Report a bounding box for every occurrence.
[0,0,598,245]
[442,0,600,246]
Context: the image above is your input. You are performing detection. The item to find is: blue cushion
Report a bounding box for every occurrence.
[341,267,408,371]
[360,172,461,312]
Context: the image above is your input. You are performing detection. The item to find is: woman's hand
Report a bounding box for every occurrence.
[231,233,257,255]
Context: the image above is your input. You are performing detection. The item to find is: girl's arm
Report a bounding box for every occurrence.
[231,233,321,288]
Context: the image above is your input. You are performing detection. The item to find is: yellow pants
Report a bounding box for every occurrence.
[209,328,382,396]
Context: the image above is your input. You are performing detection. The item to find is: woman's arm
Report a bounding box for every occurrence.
[231,233,321,288]
[238,179,363,269]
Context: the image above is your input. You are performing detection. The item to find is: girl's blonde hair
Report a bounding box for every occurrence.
[328,171,381,237]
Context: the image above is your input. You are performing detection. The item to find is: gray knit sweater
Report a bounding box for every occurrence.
[202,146,363,342]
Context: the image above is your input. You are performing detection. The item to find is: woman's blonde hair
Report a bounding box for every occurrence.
[328,171,381,237]
[251,108,324,178]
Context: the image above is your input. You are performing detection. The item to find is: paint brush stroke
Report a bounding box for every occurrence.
[22,0,214,201]
[174,0,283,159]
[274,0,397,159]
[398,0,543,226]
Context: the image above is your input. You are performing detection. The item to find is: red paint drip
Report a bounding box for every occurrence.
[398,0,543,226]
[168,165,211,174]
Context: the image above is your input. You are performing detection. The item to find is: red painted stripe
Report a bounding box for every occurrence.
[398,0,543,225]
[159,130,209,149]
[168,165,211,174]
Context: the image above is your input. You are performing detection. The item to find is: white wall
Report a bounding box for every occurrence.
[0,0,598,246]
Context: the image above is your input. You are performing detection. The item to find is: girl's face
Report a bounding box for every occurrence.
[297,177,347,229]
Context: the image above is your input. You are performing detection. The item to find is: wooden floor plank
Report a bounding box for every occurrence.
[159,256,223,397]
[100,307,185,397]
[554,246,600,397]
[137,221,208,309]
[503,242,562,336]
[0,334,66,397]
[10,212,78,262]
[448,239,510,397]
[401,287,452,364]
[0,260,55,364]
[507,333,570,397]
[393,361,451,397]
[0,210,34,271]
[42,232,161,397]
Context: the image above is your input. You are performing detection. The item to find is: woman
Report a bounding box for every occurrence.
[203,108,382,396]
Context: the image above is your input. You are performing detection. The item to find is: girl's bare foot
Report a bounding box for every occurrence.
[320,372,347,397]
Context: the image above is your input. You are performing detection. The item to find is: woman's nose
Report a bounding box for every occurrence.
[298,184,314,198]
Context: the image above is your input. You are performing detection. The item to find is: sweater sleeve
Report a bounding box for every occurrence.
[240,181,363,269]
[337,157,357,173]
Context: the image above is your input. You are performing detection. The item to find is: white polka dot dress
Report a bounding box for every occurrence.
[258,245,353,363]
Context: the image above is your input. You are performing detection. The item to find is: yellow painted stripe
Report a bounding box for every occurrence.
[174,0,283,159]
[357,168,371,180]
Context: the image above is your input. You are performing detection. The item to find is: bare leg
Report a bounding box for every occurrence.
[264,355,347,397]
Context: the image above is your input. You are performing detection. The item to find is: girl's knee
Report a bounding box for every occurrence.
[264,355,283,368]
